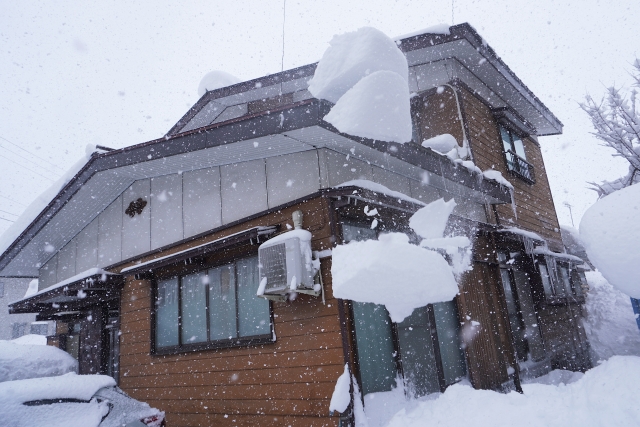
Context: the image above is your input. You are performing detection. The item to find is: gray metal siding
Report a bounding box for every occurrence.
[183,167,222,239]
[150,174,183,250]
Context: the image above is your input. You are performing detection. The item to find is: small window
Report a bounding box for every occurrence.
[154,255,271,353]
[500,126,534,183]
[538,259,584,302]
[11,322,27,339]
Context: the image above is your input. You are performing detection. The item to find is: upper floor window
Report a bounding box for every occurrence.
[500,126,535,183]
[154,255,272,353]
[538,257,585,303]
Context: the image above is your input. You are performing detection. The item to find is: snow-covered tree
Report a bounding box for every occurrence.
[581,59,640,197]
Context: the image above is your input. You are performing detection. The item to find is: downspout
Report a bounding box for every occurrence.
[442,83,473,162]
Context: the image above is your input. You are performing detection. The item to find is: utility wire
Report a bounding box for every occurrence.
[0,216,14,223]
[0,193,26,207]
[0,135,65,172]
[0,142,62,178]
[281,0,286,72]
[0,208,18,217]
[0,153,56,182]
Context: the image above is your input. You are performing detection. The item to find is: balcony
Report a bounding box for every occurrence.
[505,150,535,183]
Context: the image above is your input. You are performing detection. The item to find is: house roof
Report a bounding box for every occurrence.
[168,23,562,138]
[0,23,553,278]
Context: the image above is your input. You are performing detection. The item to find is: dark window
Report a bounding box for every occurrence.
[154,255,271,353]
[11,322,27,339]
[30,323,48,336]
[345,223,466,398]
[500,126,535,183]
[538,257,585,303]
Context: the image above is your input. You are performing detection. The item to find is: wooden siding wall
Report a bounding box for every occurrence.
[118,197,343,427]
[457,87,563,250]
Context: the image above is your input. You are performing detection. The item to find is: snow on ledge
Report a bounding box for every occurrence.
[12,268,116,304]
[497,226,544,241]
[336,180,426,206]
[482,169,514,190]
[393,24,451,41]
[532,247,584,263]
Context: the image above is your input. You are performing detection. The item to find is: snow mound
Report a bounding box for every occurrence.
[582,270,640,361]
[422,134,459,153]
[0,373,115,427]
[324,70,412,143]
[11,334,47,346]
[482,169,514,190]
[332,233,458,322]
[394,24,451,41]
[382,356,640,427]
[580,183,640,297]
[197,70,241,97]
[329,364,351,413]
[309,27,408,103]
[409,198,456,239]
[0,340,77,382]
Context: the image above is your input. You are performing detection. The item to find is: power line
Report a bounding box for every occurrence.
[0,135,65,172]
[0,216,14,223]
[0,141,62,178]
[0,153,56,182]
[0,208,18,217]
[0,193,26,207]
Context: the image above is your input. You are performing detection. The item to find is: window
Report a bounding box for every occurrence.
[11,322,27,339]
[154,255,271,352]
[500,126,535,183]
[497,252,546,363]
[345,223,466,398]
[537,257,585,303]
[30,323,48,336]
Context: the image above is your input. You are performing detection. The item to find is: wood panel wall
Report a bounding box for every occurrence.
[456,87,563,251]
[118,197,343,427]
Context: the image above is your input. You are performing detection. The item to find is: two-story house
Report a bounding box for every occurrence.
[1,24,590,426]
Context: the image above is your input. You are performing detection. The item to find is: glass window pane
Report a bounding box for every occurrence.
[512,270,546,362]
[209,265,237,340]
[352,302,397,396]
[156,277,179,348]
[575,271,586,297]
[433,301,466,385]
[513,137,526,159]
[237,256,270,337]
[500,269,527,361]
[343,223,377,243]
[539,264,553,297]
[181,272,208,344]
[500,127,513,153]
[397,306,441,397]
[557,266,570,297]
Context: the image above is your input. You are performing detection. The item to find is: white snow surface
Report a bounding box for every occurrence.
[499,226,544,241]
[0,152,94,258]
[336,180,426,206]
[10,334,47,346]
[329,364,351,413]
[580,183,640,297]
[582,270,640,361]
[197,70,241,97]
[421,134,459,153]
[324,70,412,143]
[24,278,39,298]
[14,267,116,303]
[332,232,458,323]
[0,373,115,427]
[482,169,514,190]
[375,356,640,427]
[0,340,77,382]
[308,27,408,104]
[393,24,451,41]
[409,198,456,239]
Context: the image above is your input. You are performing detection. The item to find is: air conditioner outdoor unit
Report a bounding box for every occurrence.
[258,220,319,301]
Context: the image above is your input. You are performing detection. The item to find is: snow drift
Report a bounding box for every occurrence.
[324,70,412,143]
[308,27,408,103]
[580,183,640,297]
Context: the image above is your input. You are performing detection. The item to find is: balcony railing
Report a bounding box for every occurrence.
[505,150,535,183]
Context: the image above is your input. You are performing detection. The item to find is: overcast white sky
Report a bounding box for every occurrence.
[0,0,638,237]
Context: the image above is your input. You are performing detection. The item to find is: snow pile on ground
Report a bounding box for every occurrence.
[197,70,241,97]
[324,70,412,143]
[373,356,640,427]
[0,373,115,427]
[580,183,640,297]
[0,339,77,382]
[310,27,412,143]
[309,27,408,103]
[332,198,466,322]
[10,334,47,346]
[582,270,640,361]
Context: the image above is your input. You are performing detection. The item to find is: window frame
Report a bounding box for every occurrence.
[536,256,585,305]
[499,125,536,184]
[150,255,274,356]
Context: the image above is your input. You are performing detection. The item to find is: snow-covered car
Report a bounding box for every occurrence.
[0,373,165,427]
